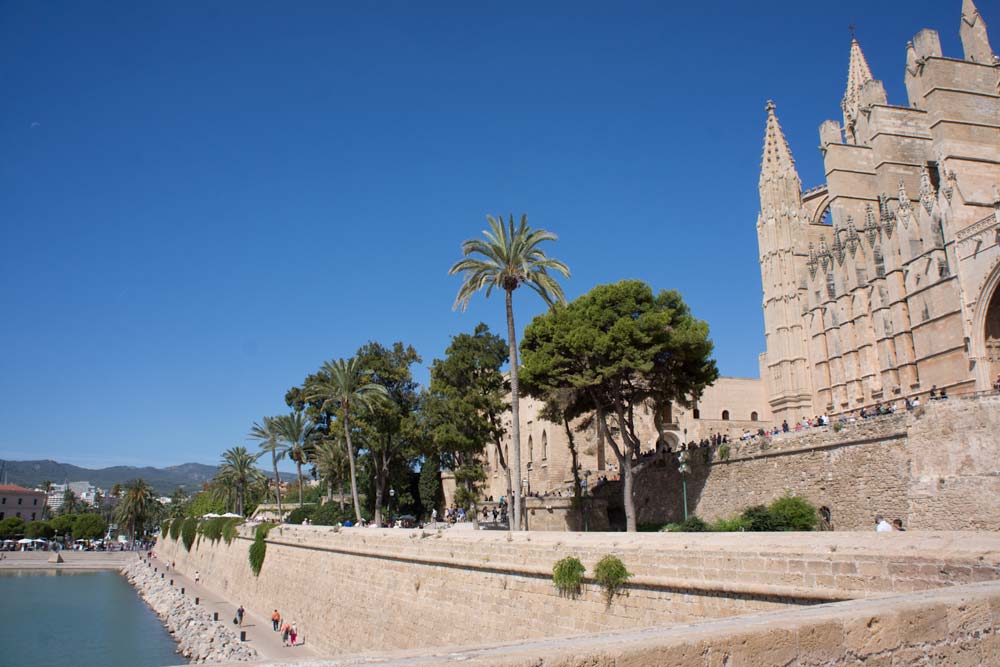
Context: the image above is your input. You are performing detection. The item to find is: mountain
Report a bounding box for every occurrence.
[0,459,295,496]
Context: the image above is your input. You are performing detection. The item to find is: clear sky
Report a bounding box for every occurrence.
[0,1,973,468]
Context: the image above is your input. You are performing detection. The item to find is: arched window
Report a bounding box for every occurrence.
[541,431,548,460]
[721,410,730,420]
[527,435,534,469]
[693,408,700,419]
[750,411,758,421]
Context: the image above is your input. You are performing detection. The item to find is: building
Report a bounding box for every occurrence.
[757,0,1000,425]
[0,484,48,523]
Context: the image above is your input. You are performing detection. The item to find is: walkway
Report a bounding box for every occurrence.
[0,550,135,570]
[147,552,315,662]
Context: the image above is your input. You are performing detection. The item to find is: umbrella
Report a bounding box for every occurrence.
[220,512,242,518]
[202,513,221,518]
[16,538,32,544]
[33,538,48,543]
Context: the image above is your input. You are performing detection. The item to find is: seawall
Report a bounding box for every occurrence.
[156,527,1000,657]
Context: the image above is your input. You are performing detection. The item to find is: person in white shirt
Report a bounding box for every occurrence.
[875,515,893,532]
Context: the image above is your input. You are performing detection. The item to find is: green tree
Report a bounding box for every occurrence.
[520,280,718,532]
[217,446,265,516]
[168,487,189,518]
[313,435,349,509]
[418,455,443,519]
[424,324,510,525]
[115,479,156,541]
[273,412,315,508]
[353,341,422,526]
[50,514,75,541]
[0,516,25,538]
[72,514,108,540]
[249,416,290,520]
[449,214,570,530]
[25,521,55,539]
[184,490,226,518]
[305,357,389,523]
[60,489,79,515]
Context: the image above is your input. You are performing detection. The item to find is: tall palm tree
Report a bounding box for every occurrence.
[305,357,388,522]
[116,479,155,542]
[249,417,290,520]
[218,446,265,516]
[273,412,315,507]
[449,213,570,530]
[313,435,349,508]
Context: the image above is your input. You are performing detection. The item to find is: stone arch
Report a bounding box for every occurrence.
[541,431,547,461]
[721,410,730,420]
[527,435,534,469]
[971,258,1000,391]
[750,411,759,421]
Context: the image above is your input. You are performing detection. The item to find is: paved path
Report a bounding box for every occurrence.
[0,550,135,569]
[147,553,315,662]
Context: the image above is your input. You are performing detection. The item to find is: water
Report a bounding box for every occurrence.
[0,570,181,667]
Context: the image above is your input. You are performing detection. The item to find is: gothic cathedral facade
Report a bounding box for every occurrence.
[758,0,1000,425]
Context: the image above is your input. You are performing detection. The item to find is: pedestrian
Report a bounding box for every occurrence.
[281,622,291,646]
[892,518,906,531]
[236,605,245,626]
[875,515,893,532]
[289,622,298,646]
[272,609,280,631]
[194,570,200,583]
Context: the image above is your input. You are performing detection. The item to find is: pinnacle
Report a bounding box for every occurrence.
[842,37,874,133]
[963,0,981,27]
[760,101,798,181]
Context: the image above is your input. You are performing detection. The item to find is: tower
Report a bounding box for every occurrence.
[757,102,816,424]
[961,0,996,63]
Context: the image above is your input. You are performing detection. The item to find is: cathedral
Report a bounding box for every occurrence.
[758,0,1000,425]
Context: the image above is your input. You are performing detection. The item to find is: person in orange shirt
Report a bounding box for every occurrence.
[271,610,280,632]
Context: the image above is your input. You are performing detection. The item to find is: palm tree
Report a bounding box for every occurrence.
[273,412,315,507]
[116,479,155,542]
[449,213,570,530]
[305,357,389,523]
[218,446,265,516]
[249,417,290,520]
[313,435,349,508]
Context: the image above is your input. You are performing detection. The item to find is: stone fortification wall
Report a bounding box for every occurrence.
[259,579,1000,667]
[625,396,1000,530]
[156,527,1000,657]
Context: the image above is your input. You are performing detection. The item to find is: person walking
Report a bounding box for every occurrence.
[875,515,893,532]
[289,622,298,647]
[194,570,201,584]
[281,622,291,646]
[236,605,245,627]
[271,609,281,632]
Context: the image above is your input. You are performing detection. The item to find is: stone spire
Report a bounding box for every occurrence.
[842,38,874,144]
[760,101,799,185]
[961,0,995,64]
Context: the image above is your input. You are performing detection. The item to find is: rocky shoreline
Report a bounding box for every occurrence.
[122,560,258,664]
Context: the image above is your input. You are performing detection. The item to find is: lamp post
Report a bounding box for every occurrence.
[677,450,690,522]
[388,488,395,526]
[581,470,591,533]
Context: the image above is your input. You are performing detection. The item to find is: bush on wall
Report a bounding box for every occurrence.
[552,556,585,597]
[248,522,276,577]
[181,517,198,552]
[593,555,631,604]
[170,517,184,541]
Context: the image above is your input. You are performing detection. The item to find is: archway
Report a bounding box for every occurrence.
[985,281,1000,388]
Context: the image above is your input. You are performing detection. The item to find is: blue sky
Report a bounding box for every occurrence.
[0,1,973,468]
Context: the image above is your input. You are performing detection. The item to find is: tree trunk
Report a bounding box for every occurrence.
[325,478,333,504]
[296,461,304,507]
[343,414,363,523]
[272,454,283,522]
[563,416,582,499]
[505,289,523,531]
[622,456,636,532]
[339,479,346,511]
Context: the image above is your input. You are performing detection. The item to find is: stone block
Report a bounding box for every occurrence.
[844,610,903,656]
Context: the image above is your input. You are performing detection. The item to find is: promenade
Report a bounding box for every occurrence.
[0,550,135,570]
[147,551,315,662]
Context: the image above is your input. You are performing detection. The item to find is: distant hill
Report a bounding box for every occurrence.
[0,459,295,496]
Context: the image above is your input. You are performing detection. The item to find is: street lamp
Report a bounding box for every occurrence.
[581,470,591,533]
[388,488,395,526]
[677,450,691,522]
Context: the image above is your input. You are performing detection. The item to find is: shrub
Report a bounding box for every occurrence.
[833,422,844,432]
[710,515,751,532]
[286,506,315,525]
[740,505,777,531]
[222,518,242,544]
[552,556,585,597]
[248,522,276,576]
[768,495,818,531]
[718,444,730,461]
[637,522,668,532]
[593,555,631,604]
[0,516,26,538]
[169,517,184,541]
[661,516,707,532]
[161,519,170,536]
[312,502,353,526]
[181,517,198,551]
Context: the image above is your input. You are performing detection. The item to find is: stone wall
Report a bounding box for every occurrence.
[257,579,1000,667]
[156,527,1000,657]
[621,396,1000,530]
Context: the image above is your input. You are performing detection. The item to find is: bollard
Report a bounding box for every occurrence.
[213,612,219,622]
[180,587,185,595]
[160,573,164,579]
[240,631,246,642]
[170,579,174,586]
[195,597,199,605]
